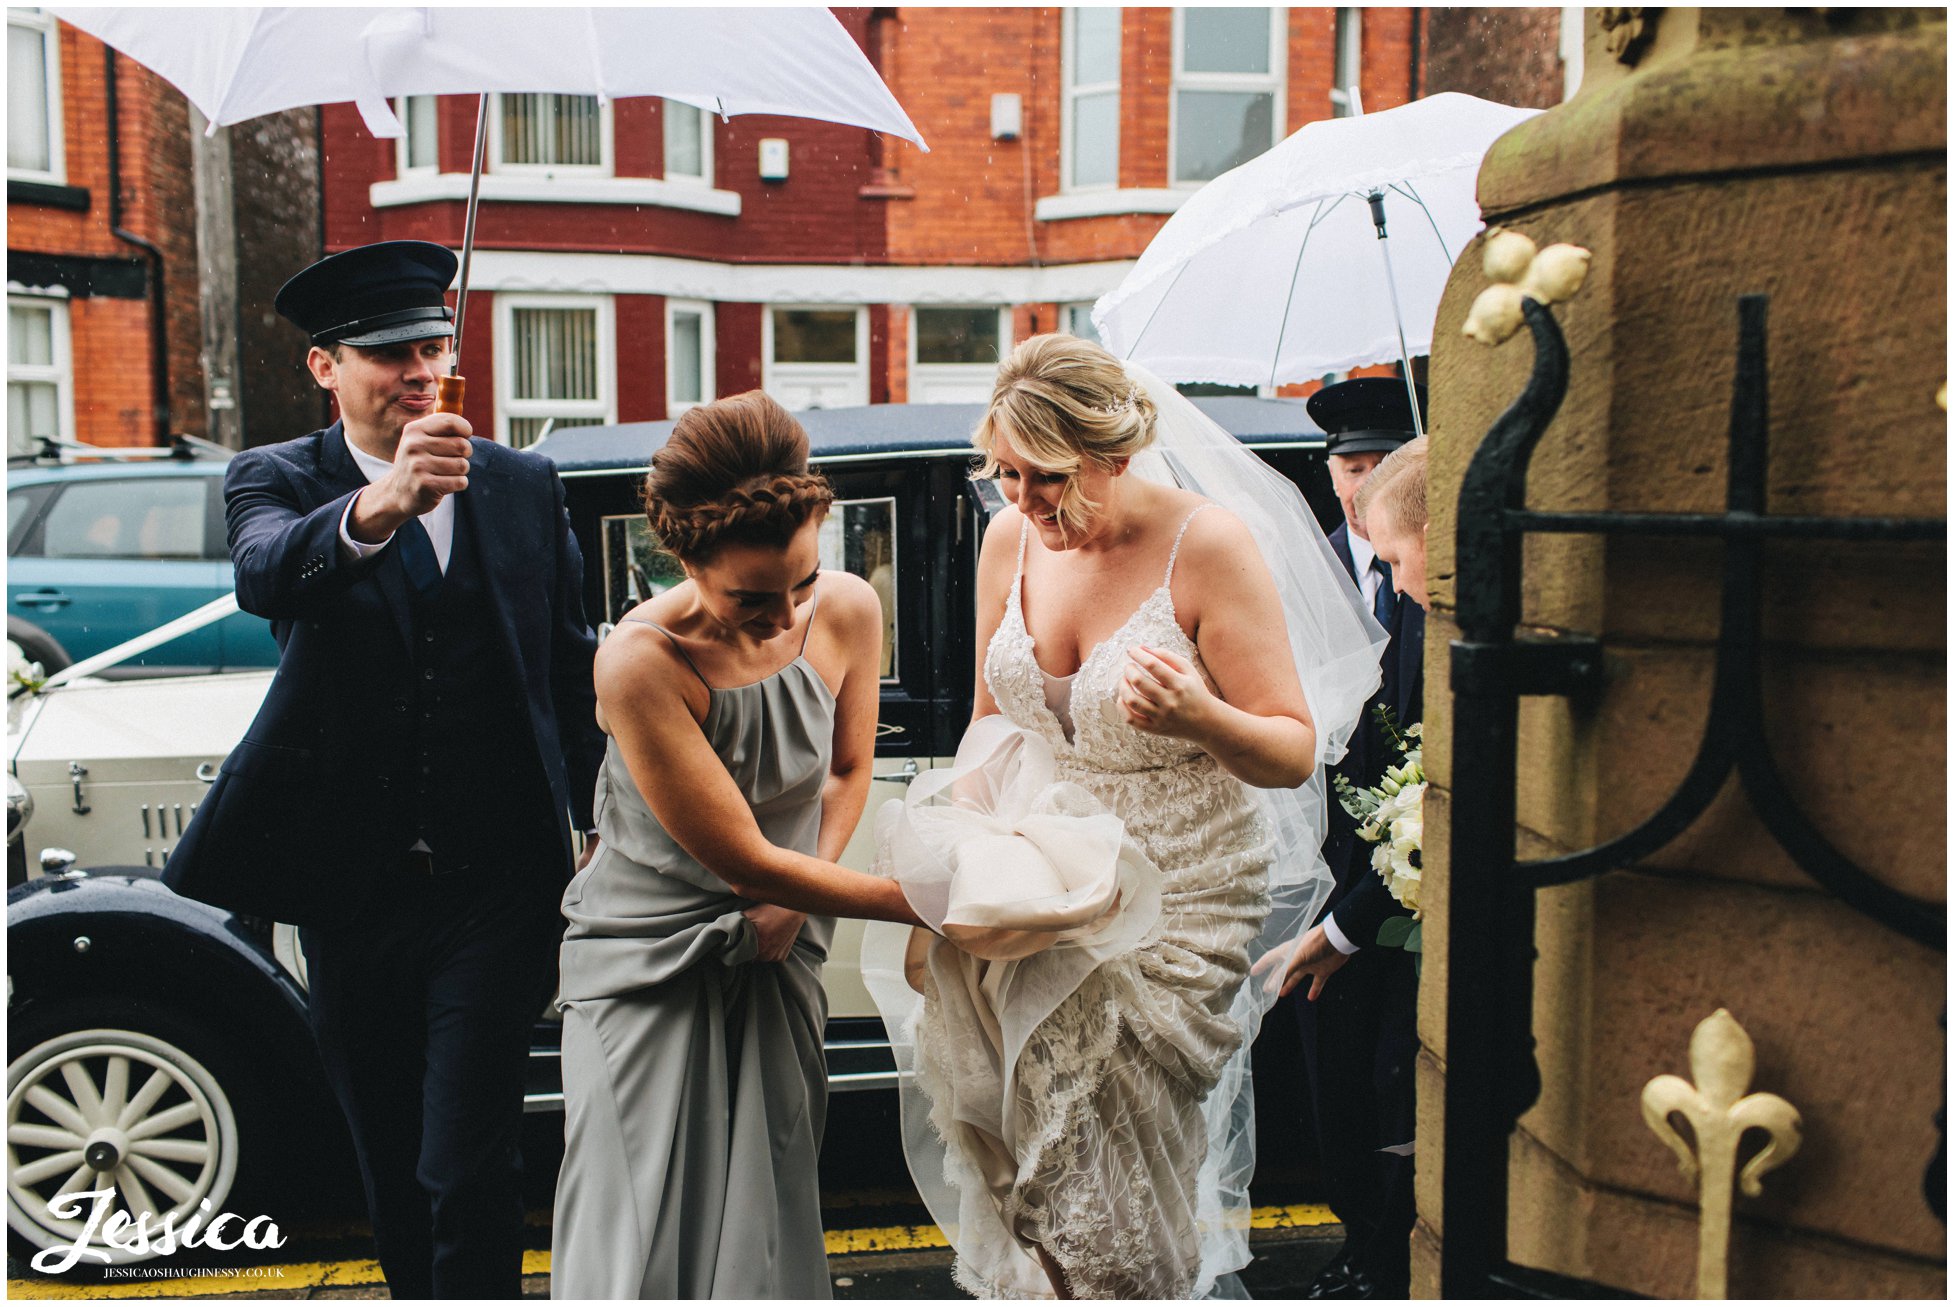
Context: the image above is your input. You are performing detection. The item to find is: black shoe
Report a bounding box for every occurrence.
[1327,1268,1384,1300]
[1304,1252,1359,1299]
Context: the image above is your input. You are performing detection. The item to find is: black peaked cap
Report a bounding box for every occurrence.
[274,241,458,347]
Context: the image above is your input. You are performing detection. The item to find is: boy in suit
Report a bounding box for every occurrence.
[1275,379,1426,1299]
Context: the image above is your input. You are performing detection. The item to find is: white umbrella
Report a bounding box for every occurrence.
[50,6,927,389]
[1093,92,1540,436]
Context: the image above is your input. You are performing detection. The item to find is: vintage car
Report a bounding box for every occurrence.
[6,399,1333,1264]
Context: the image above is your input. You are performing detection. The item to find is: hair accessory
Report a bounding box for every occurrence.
[1092,386,1140,419]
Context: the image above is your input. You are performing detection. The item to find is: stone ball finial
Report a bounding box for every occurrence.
[1464,229,1593,346]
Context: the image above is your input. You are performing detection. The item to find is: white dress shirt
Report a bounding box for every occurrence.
[1347,527,1382,615]
[335,428,455,572]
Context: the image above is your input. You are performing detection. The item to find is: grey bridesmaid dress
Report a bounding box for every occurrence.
[552,597,836,1300]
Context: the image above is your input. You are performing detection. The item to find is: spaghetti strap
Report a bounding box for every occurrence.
[798,582,822,655]
[1014,516,1031,580]
[620,617,713,691]
[1163,503,1216,587]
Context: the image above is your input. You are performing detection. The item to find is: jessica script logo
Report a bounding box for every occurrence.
[30,1187,286,1273]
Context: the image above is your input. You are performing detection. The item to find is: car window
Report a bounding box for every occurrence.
[38,477,208,561]
[600,497,900,679]
[8,484,53,555]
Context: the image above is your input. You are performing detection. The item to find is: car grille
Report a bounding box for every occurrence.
[136,798,197,866]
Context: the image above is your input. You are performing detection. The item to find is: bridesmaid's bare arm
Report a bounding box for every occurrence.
[813,571,885,865]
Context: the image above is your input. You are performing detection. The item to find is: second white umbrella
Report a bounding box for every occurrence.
[1094,93,1540,424]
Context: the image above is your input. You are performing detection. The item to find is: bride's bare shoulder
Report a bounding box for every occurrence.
[1167,501,1261,581]
[977,502,1024,568]
[981,500,1025,546]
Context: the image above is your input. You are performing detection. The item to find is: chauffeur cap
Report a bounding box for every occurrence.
[274,241,458,348]
[1306,377,1429,457]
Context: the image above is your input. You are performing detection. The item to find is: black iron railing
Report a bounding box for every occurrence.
[1439,295,1946,1297]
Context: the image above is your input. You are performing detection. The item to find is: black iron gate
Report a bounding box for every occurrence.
[1438,295,1947,1297]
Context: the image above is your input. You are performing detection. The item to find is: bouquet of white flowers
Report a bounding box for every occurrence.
[1333,707,1423,960]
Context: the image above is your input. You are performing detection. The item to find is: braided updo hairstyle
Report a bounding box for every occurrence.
[642,391,835,563]
[973,333,1158,539]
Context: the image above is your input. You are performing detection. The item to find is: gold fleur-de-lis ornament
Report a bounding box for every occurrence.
[1642,1009,1803,1298]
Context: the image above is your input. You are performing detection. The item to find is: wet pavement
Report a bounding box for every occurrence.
[11,1053,1341,1300]
[8,1212,1343,1300]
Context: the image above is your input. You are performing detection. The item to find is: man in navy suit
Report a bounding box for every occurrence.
[1279,378,1425,1299]
[167,241,604,1299]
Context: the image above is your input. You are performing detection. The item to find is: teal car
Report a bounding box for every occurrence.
[6,445,279,675]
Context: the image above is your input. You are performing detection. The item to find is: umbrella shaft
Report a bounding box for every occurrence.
[1372,230,1426,440]
[452,93,491,375]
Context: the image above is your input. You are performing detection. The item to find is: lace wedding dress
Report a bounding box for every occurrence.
[869,506,1277,1299]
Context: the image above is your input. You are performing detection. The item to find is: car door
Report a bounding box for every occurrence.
[8,474,227,671]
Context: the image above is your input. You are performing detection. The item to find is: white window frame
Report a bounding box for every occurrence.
[661,98,713,186]
[8,7,65,184]
[1061,302,1104,347]
[1061,6,1121,195]
[1168,6,1287,189]
[7,291,75,454]
[1329,8,1362,118]
[1560,4,1585,101]
[762,305,870,411]
[393,95,439,177]
[908,305,1013,404]
[664,297,716,416]
[491,293,616,446]
[488,92,614,177]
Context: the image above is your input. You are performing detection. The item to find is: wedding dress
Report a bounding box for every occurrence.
[871,509,1274,1299]
[863,363,1388,1299]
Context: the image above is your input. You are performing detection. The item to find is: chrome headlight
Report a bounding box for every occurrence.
[6,772,31,844]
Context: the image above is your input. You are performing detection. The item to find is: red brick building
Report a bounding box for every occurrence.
[7,9,195,452]
[7,11,321,454]
[317,6,1429,447]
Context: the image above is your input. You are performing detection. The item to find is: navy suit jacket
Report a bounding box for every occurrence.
[1323,520,1425,947]
[166,423,604,927]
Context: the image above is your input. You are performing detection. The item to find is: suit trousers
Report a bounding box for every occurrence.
[301,852,564,1300]
[1294,942,1419,1286]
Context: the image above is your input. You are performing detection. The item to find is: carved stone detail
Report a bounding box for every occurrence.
[1598,7,1661,64]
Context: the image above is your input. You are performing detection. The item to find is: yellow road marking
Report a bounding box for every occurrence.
[6,1205,1336,1298]
[1252,1202,1338,1230]
[826,1223,951,1255]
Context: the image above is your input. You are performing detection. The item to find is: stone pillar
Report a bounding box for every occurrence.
[1417,9,1945,1298]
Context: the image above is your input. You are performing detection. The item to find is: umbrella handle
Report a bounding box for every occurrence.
[436,375,466,415]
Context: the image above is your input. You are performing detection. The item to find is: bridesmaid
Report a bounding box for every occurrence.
[550,391,919,1299]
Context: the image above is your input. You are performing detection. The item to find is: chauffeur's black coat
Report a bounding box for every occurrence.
[167,422,603,925]
[166,421,603,1299]
[1292,518,1423,1296]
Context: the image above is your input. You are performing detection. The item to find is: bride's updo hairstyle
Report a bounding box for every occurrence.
[642,390,834,564]
[974,333,1158,538]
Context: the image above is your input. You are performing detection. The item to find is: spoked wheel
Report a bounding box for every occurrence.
[7,1028,241,1266]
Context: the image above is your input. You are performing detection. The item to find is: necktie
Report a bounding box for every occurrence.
[396,515,443,595]
[1371,557,1396,628]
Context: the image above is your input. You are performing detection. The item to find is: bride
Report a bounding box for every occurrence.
[866,334,1385,1298]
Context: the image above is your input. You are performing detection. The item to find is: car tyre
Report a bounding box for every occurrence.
[7,617,71,677]
[6,1001,269,1270]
